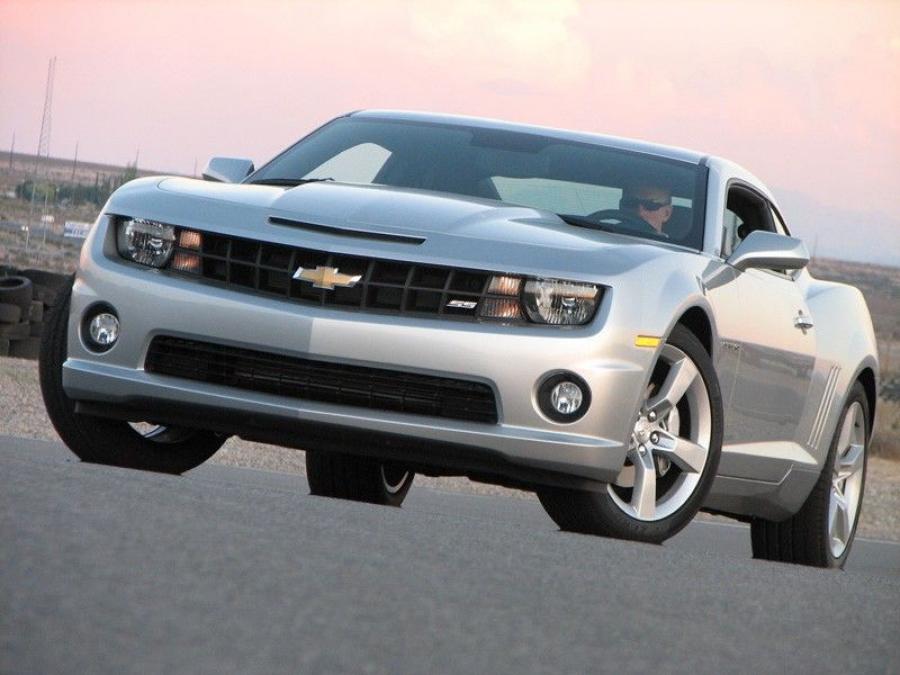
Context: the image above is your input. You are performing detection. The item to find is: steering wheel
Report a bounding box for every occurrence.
[584,209,660,236]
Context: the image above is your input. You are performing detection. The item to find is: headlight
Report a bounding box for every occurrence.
[522,278,600,325]
[116,218,176,268]
[478,275,600,325]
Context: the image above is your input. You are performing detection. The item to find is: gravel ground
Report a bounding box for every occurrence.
[3,355,898,541]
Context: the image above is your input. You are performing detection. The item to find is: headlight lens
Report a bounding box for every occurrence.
[116,218,176,268]
[522,278,600,325]
[479,275,601,325]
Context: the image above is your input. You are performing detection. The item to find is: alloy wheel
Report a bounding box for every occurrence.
[381,464,412,495]
[828,401,866,558]
[608,344,712,521]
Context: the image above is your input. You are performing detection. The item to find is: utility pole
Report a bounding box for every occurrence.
[71,140,79,181]
[7,131,13,171]
[26,56,56,254]
[41,189,50,247]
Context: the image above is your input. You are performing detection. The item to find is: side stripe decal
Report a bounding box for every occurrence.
[809,365,840,450]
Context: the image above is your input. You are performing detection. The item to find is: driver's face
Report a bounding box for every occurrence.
[622,186,673,233]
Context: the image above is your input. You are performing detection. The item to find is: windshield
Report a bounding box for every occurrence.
[250,117,706,248]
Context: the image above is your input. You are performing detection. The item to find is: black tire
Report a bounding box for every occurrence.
[0,321,30,340]
[0,276,33,314]
[306,450,414,507]
[39,280,227,474]
[538,325,723,544]
[28,300,44,323]
[751,382,869,568]
[32,285,61,306]
[9,336,41,360]
[21,270,70,307]
[0,302,22,324]
[20,268,70,290]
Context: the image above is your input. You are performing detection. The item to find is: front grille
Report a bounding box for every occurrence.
[145,337,499,424]
[172,229,512,321]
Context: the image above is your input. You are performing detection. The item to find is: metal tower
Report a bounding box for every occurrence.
[33,56,56,172]
[26,56,56,252]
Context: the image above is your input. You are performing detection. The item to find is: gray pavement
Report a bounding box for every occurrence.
[2,435,899,674]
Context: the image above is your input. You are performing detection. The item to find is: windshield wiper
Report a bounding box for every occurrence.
[248,177,334,187]
[556,214,615,233]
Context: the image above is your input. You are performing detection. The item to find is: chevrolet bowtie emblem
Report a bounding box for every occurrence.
[292,265,362,290]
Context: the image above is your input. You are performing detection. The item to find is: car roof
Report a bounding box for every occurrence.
[349,109,709,165]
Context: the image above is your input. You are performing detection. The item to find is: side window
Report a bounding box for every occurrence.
[723,185,775,257]
[769,205,790,236]
[722,208,743,257]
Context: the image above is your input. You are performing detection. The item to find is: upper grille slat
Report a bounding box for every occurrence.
[145,337,498,424]
[177,230,503,321]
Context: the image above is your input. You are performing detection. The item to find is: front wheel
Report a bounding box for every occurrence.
[39,280,226,474]
[306,451,414,507]
[538,325,723,544]
[750,382,869,568]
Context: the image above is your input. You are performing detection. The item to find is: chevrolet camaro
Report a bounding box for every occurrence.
[39,111,879,567]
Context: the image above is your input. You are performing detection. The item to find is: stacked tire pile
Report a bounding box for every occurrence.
[883,376,900,402]
[0,268,70,360]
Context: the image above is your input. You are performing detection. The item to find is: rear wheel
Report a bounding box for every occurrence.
[538,325,723,544]
[750,382,868,568]
[306,450,414,507]
[39,281,226,474]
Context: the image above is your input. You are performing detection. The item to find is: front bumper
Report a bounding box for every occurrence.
[63,225,656,487]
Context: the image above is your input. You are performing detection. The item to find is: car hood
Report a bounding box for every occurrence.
[107,177,692,282]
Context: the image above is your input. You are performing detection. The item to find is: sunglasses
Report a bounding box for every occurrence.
[621,197,671,212]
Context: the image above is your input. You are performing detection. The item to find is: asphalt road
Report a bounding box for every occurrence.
[2,435,899,674]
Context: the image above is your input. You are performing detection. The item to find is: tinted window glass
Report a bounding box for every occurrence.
[253,118,705,248]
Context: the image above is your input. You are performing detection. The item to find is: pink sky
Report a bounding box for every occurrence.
[1,0,898,263]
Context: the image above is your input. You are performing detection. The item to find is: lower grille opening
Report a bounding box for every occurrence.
[144,336,498,424]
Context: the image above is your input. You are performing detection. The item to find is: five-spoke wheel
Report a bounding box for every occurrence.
[538,325,723,544]
[828,401,866,558]
[751,381,869,567]
[306,451,414,507]
[608,342,713,522]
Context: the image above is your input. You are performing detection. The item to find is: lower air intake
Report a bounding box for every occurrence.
[144,336,498,424]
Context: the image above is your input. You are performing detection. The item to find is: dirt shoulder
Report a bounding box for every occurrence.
[2,355,898,541]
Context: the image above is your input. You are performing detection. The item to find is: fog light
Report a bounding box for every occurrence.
[89,313,119,346]
[83,306,119,352]
[551,381,583,415]
[537,372,590,423]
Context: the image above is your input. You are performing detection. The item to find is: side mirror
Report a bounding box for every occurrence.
[202,157,255,183]
[727,230,810,272]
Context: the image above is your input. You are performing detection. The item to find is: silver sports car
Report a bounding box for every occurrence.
[40,111,879,567]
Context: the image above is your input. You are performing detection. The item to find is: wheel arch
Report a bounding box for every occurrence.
[855,366,877,439]
[674,305,714,357]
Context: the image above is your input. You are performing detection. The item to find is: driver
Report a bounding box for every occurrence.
[620,184,673,234]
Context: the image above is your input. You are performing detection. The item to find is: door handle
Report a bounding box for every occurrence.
[794,313,814,330]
